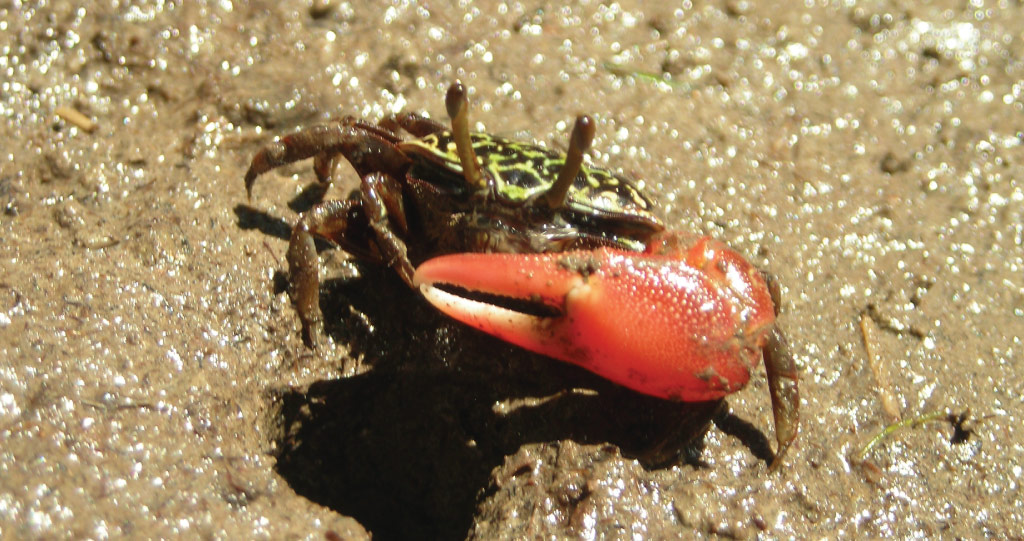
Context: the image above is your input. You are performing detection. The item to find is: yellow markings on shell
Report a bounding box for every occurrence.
[402,130,660,224]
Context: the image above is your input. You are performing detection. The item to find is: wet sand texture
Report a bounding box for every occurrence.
[1,1,1021,538]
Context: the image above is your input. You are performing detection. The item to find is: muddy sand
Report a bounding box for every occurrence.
[1,1,1022,539]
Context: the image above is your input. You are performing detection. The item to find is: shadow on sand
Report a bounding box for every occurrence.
[240,192,773,540]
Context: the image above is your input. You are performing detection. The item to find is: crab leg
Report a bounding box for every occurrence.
[287,199,363,347]
[763,327,799,470]
[413,233,798,464]
[244,121,408,199]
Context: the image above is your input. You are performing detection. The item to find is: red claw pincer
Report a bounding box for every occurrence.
[413,232,799,465]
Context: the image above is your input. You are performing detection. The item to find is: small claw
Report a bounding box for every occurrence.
[413,235,780,404]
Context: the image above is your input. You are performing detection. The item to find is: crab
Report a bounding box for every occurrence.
[245,82,798,468]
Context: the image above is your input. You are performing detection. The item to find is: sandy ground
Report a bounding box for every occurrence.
[2,0,1023,539]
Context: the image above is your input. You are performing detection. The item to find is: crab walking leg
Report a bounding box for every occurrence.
[764,327,799,469]
[359,172,416,286]
[287,199,361,347]
[760,273,799,468]
[312,151,345,185]
[285,177,414,347]
[382,112,449,138]
[244,122,409,199]
[246,125,352,198]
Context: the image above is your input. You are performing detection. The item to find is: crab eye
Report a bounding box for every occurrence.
[545,115,596,209]
[445,81,486,189]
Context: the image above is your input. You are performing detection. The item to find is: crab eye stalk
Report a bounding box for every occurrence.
[545,115,595,209]
[445,82,486,190]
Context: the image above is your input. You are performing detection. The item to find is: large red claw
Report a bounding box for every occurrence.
[413,235,779,403]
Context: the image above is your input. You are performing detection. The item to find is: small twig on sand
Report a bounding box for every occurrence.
[55,106,98,133]
[855,408,974,463]
[860,313,901,421]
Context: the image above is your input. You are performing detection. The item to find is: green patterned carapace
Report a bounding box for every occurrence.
[401,131,663,246]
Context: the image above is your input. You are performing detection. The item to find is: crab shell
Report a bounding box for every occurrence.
[413,232,777,402]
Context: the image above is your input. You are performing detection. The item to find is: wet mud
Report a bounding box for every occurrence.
[1,1,1022,538]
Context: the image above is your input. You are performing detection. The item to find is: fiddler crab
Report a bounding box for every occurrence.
[245,82,798,468]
